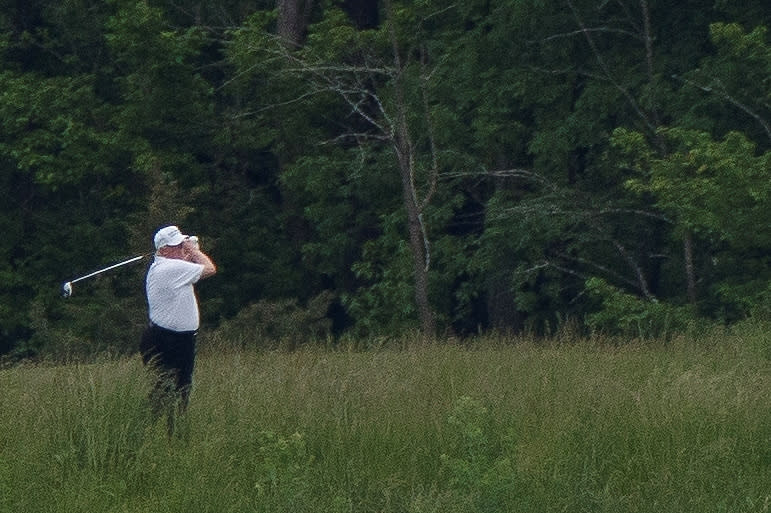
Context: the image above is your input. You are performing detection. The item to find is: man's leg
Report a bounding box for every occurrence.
[140,326,178,429]
[171,332,197,413]
[153,330,196,437]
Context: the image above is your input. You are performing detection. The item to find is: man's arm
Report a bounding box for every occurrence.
[184,240,216,279]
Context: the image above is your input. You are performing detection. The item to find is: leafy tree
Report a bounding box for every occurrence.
[0,0,144,355]
[1,0,770,356]
[615,127,770,319]
[674,23,771,148]
[227,2,450,337]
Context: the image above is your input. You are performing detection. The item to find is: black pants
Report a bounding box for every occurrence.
[140,324,197,429]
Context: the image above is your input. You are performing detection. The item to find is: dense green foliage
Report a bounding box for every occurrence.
[1,327,769,512]
[1,1,769,355]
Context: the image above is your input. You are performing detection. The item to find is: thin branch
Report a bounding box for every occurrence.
[439,167,560,193]
[226,89,328,117]
[281,64,393,76]
[544,261,591,282]
[596,207,672,223]
[515,262,551,275]
[555,252,641,290]
[321,133,391,145]
[600,208,672,223]
[672,74,771,144]
[418,45,439,211]
[611,0,643,34]
[565,0,658,137]
[612,240,655,300]
[215,55,284,92]
[639,0,661,127]
[541,27,642,42]
[418,5,458,25]
[419,213,431,272]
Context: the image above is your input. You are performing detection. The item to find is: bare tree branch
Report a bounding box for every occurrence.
[439,167,555,186]
[639,0,661,128]
[565,0,658,137]
[612,239,654,300]
[418,45,439,212]
[226,89,328,117]
[672,74,771,144]
[321,133,391,145]
[540,27,642,43]
[556,252,642,290]
[544,260,591,282]
[596,208,672,223]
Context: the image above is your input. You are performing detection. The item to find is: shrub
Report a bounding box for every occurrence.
[439,396,518,512]
[585,277,696,340]
[211,291,333,349]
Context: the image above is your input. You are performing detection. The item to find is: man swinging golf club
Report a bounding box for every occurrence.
[140,225,216,434]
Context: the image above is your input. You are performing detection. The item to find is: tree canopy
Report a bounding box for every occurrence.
[1,0,769,356]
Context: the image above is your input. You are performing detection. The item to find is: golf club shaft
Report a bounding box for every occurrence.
[70,255,146,283]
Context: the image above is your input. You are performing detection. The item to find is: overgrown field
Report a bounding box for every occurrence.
[1,325,769,513]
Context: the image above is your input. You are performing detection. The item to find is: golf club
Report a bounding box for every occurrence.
[61,254,148,298]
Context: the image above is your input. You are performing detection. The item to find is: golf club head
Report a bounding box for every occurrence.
[61,281,73,298]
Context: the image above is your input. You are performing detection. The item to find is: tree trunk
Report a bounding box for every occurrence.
[277,0,314,46]
[639,0,661,128]
[395,148,437,337]
[384,0,437,337]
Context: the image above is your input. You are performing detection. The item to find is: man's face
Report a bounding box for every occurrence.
[179,239,197,259]
[160,242,192,261]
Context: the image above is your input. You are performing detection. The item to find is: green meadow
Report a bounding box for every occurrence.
[1,325,769,512]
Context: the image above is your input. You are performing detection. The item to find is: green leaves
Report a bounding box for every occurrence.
[612,125,771,317]
[677,23,771,142]
[0,72,116,187]
[440,396,519,511]
[585,277,694,339]
[1,0,770,355]
[620,127,770,246]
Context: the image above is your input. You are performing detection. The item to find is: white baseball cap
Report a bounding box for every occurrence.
[154,225,189,249]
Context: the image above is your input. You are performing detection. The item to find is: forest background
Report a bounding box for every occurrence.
[1,0,769,358]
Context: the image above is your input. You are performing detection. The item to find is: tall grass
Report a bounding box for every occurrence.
[0,326,769,512]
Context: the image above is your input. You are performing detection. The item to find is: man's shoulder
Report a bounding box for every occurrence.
[152,256,201,268]
[151,255,204,281]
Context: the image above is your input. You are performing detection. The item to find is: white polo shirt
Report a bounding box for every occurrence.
[146,256,204,332]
